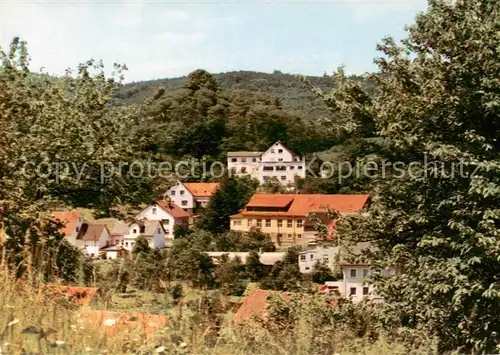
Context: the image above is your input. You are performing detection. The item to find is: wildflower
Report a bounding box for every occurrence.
[180,342,187,348]
[55,340,65,347]
[103,319,116,327]
[7,319,19,327]
[156,346,166,353]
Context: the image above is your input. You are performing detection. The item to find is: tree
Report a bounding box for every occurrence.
[0,38,154,280]
[215,254,246,295]
[261,247,302,291]
[315,1,500,352]
[311,261,336,284]
[199,175,257,234]
[245,250,267,281]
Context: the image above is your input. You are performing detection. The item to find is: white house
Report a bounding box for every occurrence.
[166,182,220,213]
[78,223,110,258]
[102,245,128,260]
[51,211,85,245]
[227,141,306,186]
[123,220,166,251]
[135,200,191,240]
[299,243,392,303]
[298,244,340,273]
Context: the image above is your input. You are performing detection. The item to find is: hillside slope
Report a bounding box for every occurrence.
[115,70,376,120]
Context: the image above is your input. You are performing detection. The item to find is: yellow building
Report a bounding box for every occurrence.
[230,194,369,247]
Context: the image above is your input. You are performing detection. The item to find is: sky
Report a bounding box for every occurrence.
[1,0,427,83]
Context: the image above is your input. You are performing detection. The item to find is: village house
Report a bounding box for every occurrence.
[135,199,191,240]
[78,223,110,258]
[300,243,393,303]
[230,194,369,246]
[94,218,129,246]
[101,245,128,259]
[166,181,220,213]
[123,220,166,251]
[51,211,85,245]
[227,141,306,186]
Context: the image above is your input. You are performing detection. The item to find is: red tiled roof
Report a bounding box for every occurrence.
[46,285,98,305]
[157,200,192,218]
[239,194,369,217]
[233,289,280,323]
[51,211,83,237]
[184,182,220,197]
[246,194,294,208]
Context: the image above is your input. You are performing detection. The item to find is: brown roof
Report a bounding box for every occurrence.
[239,194,369,217]
[94,218,129,236]
[246,194,294,208]
[80,223,108,242]
[156,200,191,218]
[184,182,220,197]
[131,220,165,237]
[233,289,279,323]
[227,151,263,157]
[51,211,83,237]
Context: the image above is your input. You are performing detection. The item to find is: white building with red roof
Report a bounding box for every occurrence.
[135,199,192,240]
[165,181,220,212]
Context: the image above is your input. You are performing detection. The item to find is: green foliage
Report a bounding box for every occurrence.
[131,235,151,257]
[215,254,247,296]
[317,1,500,352]
[199,175,258,234]
[245,250,267,282]
[214,228,275,252]
[261,247,303,291]
[311,261,337,284]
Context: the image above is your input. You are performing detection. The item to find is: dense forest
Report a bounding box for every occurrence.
[114,70,377,121]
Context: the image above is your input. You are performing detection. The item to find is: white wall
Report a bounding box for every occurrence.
[66,216,85,246]
[259,142,305,185]
[298,245,339,273]
[136,204,176,238]
[166,182,195,210]
[84,228,109,258]
[227,156,260,179]
[123,222,165,250]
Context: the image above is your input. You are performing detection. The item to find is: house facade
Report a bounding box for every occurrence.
[298,244,340,273]
[78,223,110,258]
[166,182,220,213]
[123,220,166,251]
[51,211,85,245]
[230,194,369,247]
[135,200,191,240]
[227,141,306,186]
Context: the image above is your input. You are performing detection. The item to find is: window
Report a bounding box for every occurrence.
[180,190,185,195]
[276,166,286,171]
[271,149,275,153]
[277,220,283,227]
[152,207,157,215]
[233,220,242,226]
[298,166,303,170]
[297,234,302,239]
[133,229,137,234]
[171,191,176,196]
[248,219,252,227]
[241,167,247,173]
[363,287,369,296]
[231,168,237,174]
[182,200,188,206]
[75,226,80,232]
[290,166,295,170]
[287,234,292,240]
[350,269,357,278]
[252,158,257,162]
[164,219,170,225]
[241,158,246,162]
[263,166,274,171]
[263,176,270,182]
[281,176,286,180]
[256,219,262,227]
[350,287,357,296]
[125,242,129,247]
[323,254,329,262]
[231,158,237,162]
[265,219,271,227]
[310,254,314,260]
[157,228,161,234]
[287,220,293,228]
[300,255,306,261]
[305,266,310,271]
[362,269,369,278]
[278,149,283,153]
[278,158,283,162]
[296,219,303,228]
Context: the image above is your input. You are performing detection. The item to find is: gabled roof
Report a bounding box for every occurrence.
[80,223,109,242]
[261,140,300,158]
[94,218,129,236]
[51,211,83,237]
[183,182,220,197]
[156,200,192,218]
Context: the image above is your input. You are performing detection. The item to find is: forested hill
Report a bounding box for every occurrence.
[115,70,376,120]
